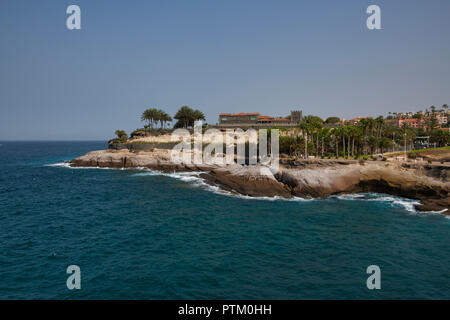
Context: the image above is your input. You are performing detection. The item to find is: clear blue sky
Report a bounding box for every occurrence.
[1,0,449,140]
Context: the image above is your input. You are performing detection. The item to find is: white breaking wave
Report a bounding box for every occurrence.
[47,162,446,214]
[45,162,71,168]
[332,193,444,215]
[130,169,235,197]
[45,162,115,170]
[130,169,316,202]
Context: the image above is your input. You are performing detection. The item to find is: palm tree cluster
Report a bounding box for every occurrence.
[173,106,206,129]
[280,115,449,159]
[141,108,172,129]
[137,105,207,134]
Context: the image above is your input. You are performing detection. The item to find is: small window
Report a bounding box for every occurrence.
[250,117,256,120]
[222,117,228,121]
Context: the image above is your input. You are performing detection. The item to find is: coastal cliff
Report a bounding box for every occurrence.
[71,149,450,214]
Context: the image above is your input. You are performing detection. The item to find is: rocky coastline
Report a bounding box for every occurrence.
[70,149,450,214]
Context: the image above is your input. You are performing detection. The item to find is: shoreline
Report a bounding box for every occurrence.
[69,148,450,215]
[54,161,447,215]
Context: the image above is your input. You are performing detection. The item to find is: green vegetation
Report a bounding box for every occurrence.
[114,130,128,143]
[129,141,179,145]
[114,103,449,158]
[282,115,450,159]
[113,106,207,142]
[389,146,450,158]
[325,117,340,124]
[410,146,450,153]
[174,106,205,129]
[141,108,172,129]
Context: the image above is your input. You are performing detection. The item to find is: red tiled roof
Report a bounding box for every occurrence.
[222,112,260,117]
[402,119,418,122]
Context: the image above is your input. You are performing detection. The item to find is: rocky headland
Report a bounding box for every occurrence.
[70,149,450,214]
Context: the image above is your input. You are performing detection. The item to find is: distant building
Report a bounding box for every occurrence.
[398,118,423,129]
[214,110,303,129]
[436,113,448,125]
[388,113,448,129]
[387,116,426,129]
[341,116,372,125]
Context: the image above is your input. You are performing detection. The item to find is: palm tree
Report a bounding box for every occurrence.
[359,118,369,155]
[141,109,150,129]
[346,125,359,157]
[155,109,164,128]
[162,112,172,128]
[353,126,363,156]
[332,127,342,158]
[375,116,384,140]
[141,108,158,130]
[341,125,348,157]
[319,127,331,157]
[299,120,315,157]
[379,137,391,155]
[192,110,206,125]
[368,136,378,155]
[174,106,195,128]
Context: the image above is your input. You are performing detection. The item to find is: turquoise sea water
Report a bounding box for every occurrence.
[0,141,449,299]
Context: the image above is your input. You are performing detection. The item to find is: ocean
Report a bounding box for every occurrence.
[0,141,449,299]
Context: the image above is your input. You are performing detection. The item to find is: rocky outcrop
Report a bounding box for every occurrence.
[70,150,450,214]
[413,148,450,162]
[71,149,184,171]
[200,165,292,198]
[358,164,448,212]
[277,165,361,198]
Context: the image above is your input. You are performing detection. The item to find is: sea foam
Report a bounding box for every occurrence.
[47,162,444,214]
[332,193,443,215]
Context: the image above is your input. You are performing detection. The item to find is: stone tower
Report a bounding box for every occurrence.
[290,110,303,124]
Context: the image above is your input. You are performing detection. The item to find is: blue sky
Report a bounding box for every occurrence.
[1,0,449,140]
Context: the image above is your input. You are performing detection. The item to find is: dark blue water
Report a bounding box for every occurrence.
[0,141,449,299]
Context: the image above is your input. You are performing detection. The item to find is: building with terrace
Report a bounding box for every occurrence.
[213,110,303,129]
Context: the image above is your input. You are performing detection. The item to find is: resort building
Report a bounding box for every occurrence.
[213,110,303,129]
[398,117,424,129]
[436,113,448,126]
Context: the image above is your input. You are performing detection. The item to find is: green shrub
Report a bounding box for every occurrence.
[114,130,128,143]
[130,129,147,138]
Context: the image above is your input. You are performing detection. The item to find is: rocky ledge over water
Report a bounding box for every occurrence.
[71,149,450,214]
